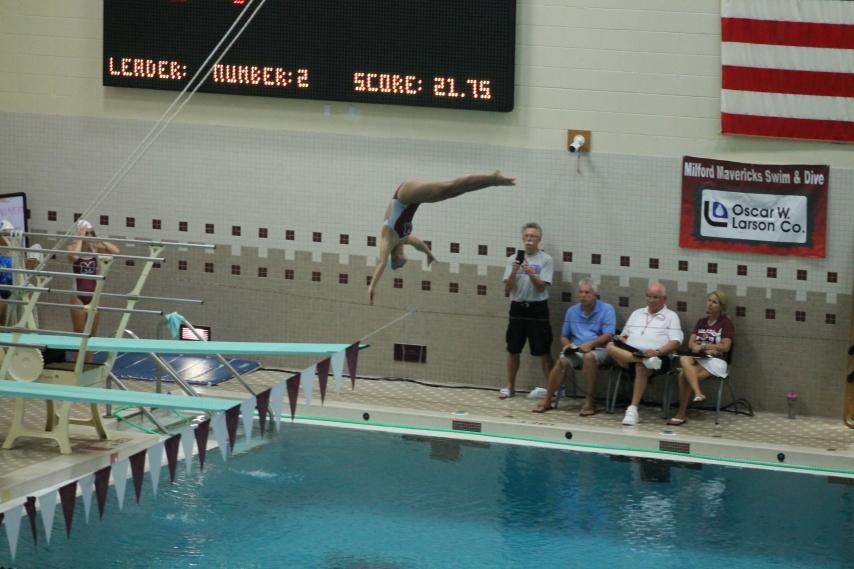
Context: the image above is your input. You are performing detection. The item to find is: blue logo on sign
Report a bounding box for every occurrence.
[703,200,728,227]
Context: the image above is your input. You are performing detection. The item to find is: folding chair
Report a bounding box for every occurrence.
[606,356,680,418]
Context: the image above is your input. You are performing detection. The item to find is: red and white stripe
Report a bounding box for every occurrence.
[721,0,854,143]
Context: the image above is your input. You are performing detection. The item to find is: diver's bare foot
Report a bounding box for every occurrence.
[493,170,516,186]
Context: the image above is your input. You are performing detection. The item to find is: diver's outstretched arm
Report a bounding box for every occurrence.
[406,235,436,265]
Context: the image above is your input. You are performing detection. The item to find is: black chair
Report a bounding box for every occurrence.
[606,355,679,419]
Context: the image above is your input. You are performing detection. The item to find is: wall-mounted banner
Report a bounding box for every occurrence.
[680,156,828,257]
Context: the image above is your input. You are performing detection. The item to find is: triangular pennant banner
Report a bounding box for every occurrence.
[302,364,316,407]
[270,382,285,432]
[94,466,112,520]
[240,397,255,443]
[316,358,330,404]
[164,434,181,483]
[148,442,164,497]
[78,473,94,523]
[224,405,240,451]
[113,458,129,511]
[286,373,301,421]
[211,412,229,461]
[330,350,345,394]
[3,503,22,560]
[38,488,57,544]
[180,426,195,475]
[24,497,37,546]
[58,481,77,537]
[255,388,271,436]
[129,450,147,504]
[346,342,360,389]
[194,420,211,471]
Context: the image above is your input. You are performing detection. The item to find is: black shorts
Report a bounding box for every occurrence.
[506,300,553,356]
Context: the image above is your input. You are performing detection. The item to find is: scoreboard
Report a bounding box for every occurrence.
[103,0,517,112]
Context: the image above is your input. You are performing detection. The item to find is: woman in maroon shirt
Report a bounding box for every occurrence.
[667,290,734,426]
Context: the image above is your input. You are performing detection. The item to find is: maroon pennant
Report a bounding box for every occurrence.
[164,434,181,483]
[345,342,360,389]
[24,496,37,545]
[129,450,147,504]
[59,480,78,537]
[94,466,112,520]
[225,405,240,452]
[286,373,301,421]
[255,388,271,436]
[316,358,331,404]
[194,419,211,471]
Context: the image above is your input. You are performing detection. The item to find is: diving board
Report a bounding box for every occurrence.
[0,379,242,454]
[0,380,242,410]
[0,333,350,356]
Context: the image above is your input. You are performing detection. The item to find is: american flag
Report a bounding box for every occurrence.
[721,0,854,143]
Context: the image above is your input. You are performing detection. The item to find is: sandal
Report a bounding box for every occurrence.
[666,417,687,426]
[579,406,597,417]
[498,388,515,399]
[692,394,707,403]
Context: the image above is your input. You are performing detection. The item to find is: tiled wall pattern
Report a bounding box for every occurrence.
[3,113,852,418]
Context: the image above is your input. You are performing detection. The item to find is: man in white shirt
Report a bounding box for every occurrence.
[499,222,554,399]
[606,281,683,425]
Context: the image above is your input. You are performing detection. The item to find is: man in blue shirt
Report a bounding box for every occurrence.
[533,277,616,415]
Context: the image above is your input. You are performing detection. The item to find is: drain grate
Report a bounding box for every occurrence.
[659,440,691,454]
[451,420,482,433]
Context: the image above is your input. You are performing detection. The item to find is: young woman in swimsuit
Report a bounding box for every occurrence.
[66,220,119,361]
[368,170,515,305]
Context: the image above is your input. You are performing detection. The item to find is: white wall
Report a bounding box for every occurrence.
[1,0,852,165]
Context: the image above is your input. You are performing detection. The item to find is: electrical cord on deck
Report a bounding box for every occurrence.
[258,367,521,393]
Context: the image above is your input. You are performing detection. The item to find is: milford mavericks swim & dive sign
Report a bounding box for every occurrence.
[679,156,828,257]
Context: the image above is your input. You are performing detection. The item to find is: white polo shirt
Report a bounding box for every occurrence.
[622,305,683,352]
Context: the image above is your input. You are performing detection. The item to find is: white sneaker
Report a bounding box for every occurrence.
[527,387,547,399]
[622,405,639,426]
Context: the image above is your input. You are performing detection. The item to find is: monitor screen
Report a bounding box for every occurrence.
[0,192,28,233]
[180,324,211,341]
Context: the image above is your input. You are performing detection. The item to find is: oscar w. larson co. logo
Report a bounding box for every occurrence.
[702,200,728,228]
[698,189,808,244]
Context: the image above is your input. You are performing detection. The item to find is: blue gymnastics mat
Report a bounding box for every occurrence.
[83,352,261,386]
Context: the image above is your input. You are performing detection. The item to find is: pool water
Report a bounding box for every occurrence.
[4,424,853,569]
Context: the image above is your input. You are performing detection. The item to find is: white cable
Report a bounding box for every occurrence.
[32,0,267,279]
[76,0,268,228]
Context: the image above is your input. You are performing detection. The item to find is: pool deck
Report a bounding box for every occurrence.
[2,369,853,505]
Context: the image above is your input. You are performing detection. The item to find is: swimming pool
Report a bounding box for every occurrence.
[4,423,853,569]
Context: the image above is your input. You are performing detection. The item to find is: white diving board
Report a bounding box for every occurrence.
[0,379,242,412]
[0,379,243,454]
[0,333,351,356]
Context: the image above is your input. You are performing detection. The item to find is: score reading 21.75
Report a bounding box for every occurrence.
[102,0,516,111]
[353,72,492,100]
